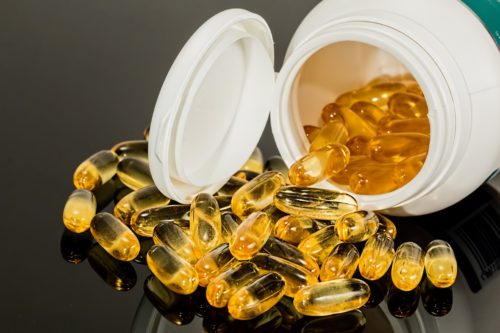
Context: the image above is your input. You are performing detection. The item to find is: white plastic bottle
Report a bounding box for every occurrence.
[148,0,500,215]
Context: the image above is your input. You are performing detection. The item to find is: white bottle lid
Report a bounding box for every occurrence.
[148,9,275,203]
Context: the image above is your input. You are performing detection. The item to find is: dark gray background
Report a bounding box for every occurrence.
[0,1,320,331]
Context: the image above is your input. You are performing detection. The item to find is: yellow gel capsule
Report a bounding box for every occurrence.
[335,210,379,243]
[378,117,430,135]
[289,144,350,186]
[298,225,340,264]
[228,272,286,320]
[73,150,119,190]
[405,81,424,97]
[63,189,97,233]
[349,163,400,195]
[273,215,318,245]
[262,204,288,224]
[195,243,235,287]
[394,153,427,186]
[334,91,357,107]
[274,186,358,220]
[250,253,318,297]
[217,176,248,196]
[221,212,240,243]
[424,240,457,288]
[320,243,360,281]
[304,125,321,143]
[143,125,150,140]
[328,156,371,185]
[233,170,260,181]
[369,133,430,163]
[376,214,397,240]
[345,136,371,156]
[90,212,140,261]
[263,237,320,277]
[231,171,286,219]
[111,140,148,161]
[130,204,189,237]
[332,104,378,138]
[215,195,232,212]
[391,242,424,291]
[389,92,428,118]
[229,212,272,260]
[116,157,154,190]
[147,244,199,295]
[153,221,202,265]
[309,121,349,151]
[321,103,345,123]
[114,185,170,224]
[353,82,406,107]
[359,233,395,280]
[264,155,289,175]
[293,279,370,316]
[206,262,260,308]
[350,101,386,128]
[190,193,223,254]
[240,147,264,174]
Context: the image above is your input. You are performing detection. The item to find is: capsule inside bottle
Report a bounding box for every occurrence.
[229,212,272,260]
[309,120,349,151]
[391,242,424,291]
[424,240,457,288]
[220,212,240,244]
[63,189,97,233]
[73,150,119,190]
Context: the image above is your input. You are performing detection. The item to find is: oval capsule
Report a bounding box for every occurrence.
[114,185,170,224]
[206,262,260,308]
[309,121,349,151]
[130,204,190,237]
[293,279,370,316]
[230,212,272,260]
[195,243,235,287]
[298,225,340,264]
[388,92,428,118]
[147,244,199,295]
[264,155,289,179]
[63,189,97,233]
[320,243,360,281]
[116,157,154,190]
[335,210,379,243]
[90,212,140,261]
[273,215,319,245]
[348,162,399,195]
[304,125,321,142]
[220,212,240,243]
[394,153,427,187]
[111,140,148,161]
[358,233,395,280]
[274,186,358,220]
[190,193,223,254]
[231,171,286,218]
[73,150,119,190]
[350,101,386,127]
[369,133,430,164]
[217,176,248,196]
[391,242,424,291]
[353,82,406,107]
[424,240,457,288]
[378,117,430,135]
[376,213,397,239]
[228,272,286,320]
[153,221,202,265]
[263,237,320,277]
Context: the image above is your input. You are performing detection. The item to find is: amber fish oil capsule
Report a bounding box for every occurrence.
[309,121,348,151]
[153,221,201,265]
[368,133,429,164]
[298,225,340,264]
[116,157,154,190]
[273,215,318,245]
[111,140,148,161]
[391,242,424,291]
[206,262,260,308]
[130,204,190,237]
[230,212,272,260]
[335,210,379,243]
[114,185,170,224]
[359,233,395,280]
[424,240,457,288]
[221,212,240,243]
[228,272,286,320]
[293,279,370,316]
[147,244,199,295]
[263,237,320,277]
[90,212,140,261]
[195,243,235,287]
[320,243,360,281]
[63,189,97,233]
[376,214,397,240]
[190,193,223,254]
[73,150,119,190]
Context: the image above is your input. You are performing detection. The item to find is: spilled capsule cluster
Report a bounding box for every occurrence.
[291,73,430,194]
[62,129,456,323]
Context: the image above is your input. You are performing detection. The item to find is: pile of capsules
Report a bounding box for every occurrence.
[290,73,430,195]
[63,132,456,322]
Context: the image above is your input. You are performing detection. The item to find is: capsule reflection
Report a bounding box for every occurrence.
[421,277,453,316]
[60,228,93,264]
[387,284,420,318]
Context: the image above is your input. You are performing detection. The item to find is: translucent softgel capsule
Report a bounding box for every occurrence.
[333,105,377,138]
[394,153,427,186]
[116,157,154,190]
[298,225,340,264]
[369,133,430,163]
[240,147,264,174]
[349,163,400,195]
[359,233,395,280]
[264,155,290,179]
[220,212,240,243]
[153,221,202,265]
[229,212,272,260]
[73,150,119,190]
[195,243,235,287]
[335,210,379,243]
[376,214,397,240]
[289,144,350,186]
[130,204,190,237]
[352,82,406,107]
[424,240,457,288]
[147,244,199,295]
[378,117,430,135]
[345,136,371,156]
[90,212,140,261]
[309,121,349,151]
[320,243,360,281]
[274,186,358,220]
[228,272,286,320]
[293,279,370,316]
[391,242,424,291]
[273,215,318,245]
[217,176,248,196]
[350,101,386,128]
[231,171,286,219]
[304,125,321,143]
[206,262,260,308]
[190,193,223,254]
[388,92,428,118]
[111,140,148,161]
[263,237,320,277]
[63,189,97,233]
[114,185,170,224]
